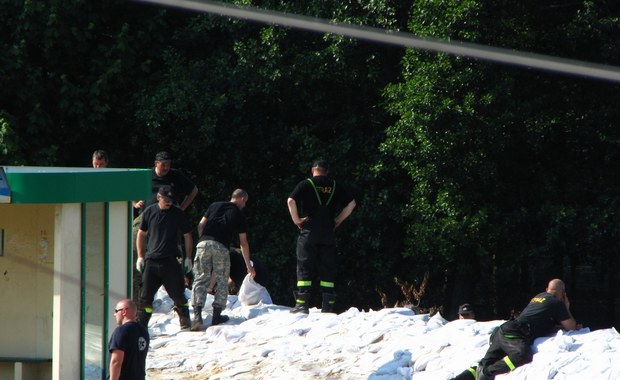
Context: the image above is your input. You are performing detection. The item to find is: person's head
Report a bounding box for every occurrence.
[311,159,329,176]
[157,185,174,209]
[92,150,109,168]
[230,188,249,209]
[458,303,476,320]
[154,151,172,176]
[546,278,567,301]
[114,298,138,325]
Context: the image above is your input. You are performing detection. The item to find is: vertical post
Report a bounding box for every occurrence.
[52,203,82,380]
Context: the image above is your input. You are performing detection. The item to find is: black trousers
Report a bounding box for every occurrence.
[139,256,187,310]
[480,322,533,377]
[296,226,336,292]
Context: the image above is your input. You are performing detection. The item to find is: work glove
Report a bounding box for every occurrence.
[183,257,193,274]
[136,257,145,273]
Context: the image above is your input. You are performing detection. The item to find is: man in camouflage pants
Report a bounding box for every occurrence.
[190,189,256,331]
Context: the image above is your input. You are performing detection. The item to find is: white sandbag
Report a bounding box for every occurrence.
[238,274,272,306]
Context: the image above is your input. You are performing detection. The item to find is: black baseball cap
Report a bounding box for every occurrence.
[458,303,474,315]
[155,151,172,162]
[312,159,329,170]
[158,185,174,202]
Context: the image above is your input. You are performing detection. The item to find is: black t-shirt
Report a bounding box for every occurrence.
[289,175,354,218]
[140,203,192,259]
[199,202,247,248]
[140,168,195,213]
[516,292,571,339]
[108,321,149,380]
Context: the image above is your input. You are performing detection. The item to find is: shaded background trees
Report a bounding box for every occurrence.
[382,0,620,326]
[1,0,619,328]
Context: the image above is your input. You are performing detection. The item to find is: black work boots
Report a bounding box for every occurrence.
[321,293,336,313]
[190,306,203,331]
[290,291,311,314]
[211,306,229,325]
[137,309,151,330]
[174,305,192,331]
[290,291,338,314]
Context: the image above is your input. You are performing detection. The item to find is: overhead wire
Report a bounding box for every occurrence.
[132,0,620,83]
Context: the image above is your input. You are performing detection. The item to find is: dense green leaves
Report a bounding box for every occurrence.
[381,0,620,324]
[1,0,619,326]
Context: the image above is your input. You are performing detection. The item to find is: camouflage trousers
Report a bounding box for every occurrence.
[191,239,230,310]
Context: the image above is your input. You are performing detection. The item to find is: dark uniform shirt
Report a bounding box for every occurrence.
[108,321,149,380]
[199,201,247,248]
[140,168,195,213]
[289,175,354,219]
[139,204,192,259]
[516,292,571,339]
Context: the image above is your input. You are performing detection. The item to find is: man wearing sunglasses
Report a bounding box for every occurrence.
[136,185,194,331]
[108,299,149,380]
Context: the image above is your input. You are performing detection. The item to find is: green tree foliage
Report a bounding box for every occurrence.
[129,0,412,307]
[3,0,620,326]
[0,0,410,309]
[0,0,175,165]
[381,0,620,325]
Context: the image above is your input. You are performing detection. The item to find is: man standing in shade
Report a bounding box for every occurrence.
[287,159,356,314]
[136,185,194,330]
[108,299,149,380]
[132,151,198,303]
[137,151,198,212]
[191,189,256,331]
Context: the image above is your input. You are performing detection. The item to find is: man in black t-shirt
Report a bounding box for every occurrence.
[287,159,356,314]
[135,185,194,331]
[131,151,198,304]
[451,279,579,380]
[108,299,149,380]
[190,189,256,331]
[134,151,198,214]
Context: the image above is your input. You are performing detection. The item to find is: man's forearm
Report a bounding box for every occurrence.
[240,242,251,268]
[184,234,193,259]
[334,199,356,227]
[180,186,198,210]
[136,230,146,258]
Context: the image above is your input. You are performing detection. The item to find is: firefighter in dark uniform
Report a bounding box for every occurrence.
[451,278,580,380]
[287,159,356,313]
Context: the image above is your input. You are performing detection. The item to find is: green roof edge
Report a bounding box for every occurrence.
[3,167,151,204]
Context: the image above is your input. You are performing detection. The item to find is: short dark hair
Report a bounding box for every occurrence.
[231,188,248,200]
[92,150,108,161]
[312,159,329,170]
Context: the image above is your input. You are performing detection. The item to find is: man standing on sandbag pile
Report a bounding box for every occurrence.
[136,185,194,331]
[191,189,256,331]
[287,159,356,314]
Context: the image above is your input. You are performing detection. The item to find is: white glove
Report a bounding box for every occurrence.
[136,257,145,273]
[184,257,193,274]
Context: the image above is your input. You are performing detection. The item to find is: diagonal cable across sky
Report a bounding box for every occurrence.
[133,0,620,83]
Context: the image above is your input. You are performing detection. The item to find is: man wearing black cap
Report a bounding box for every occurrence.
[135,185,194,331]
[287,159,356,314]
[134,151,198,213]
[131,151,198,303]
[458,303,476,320]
